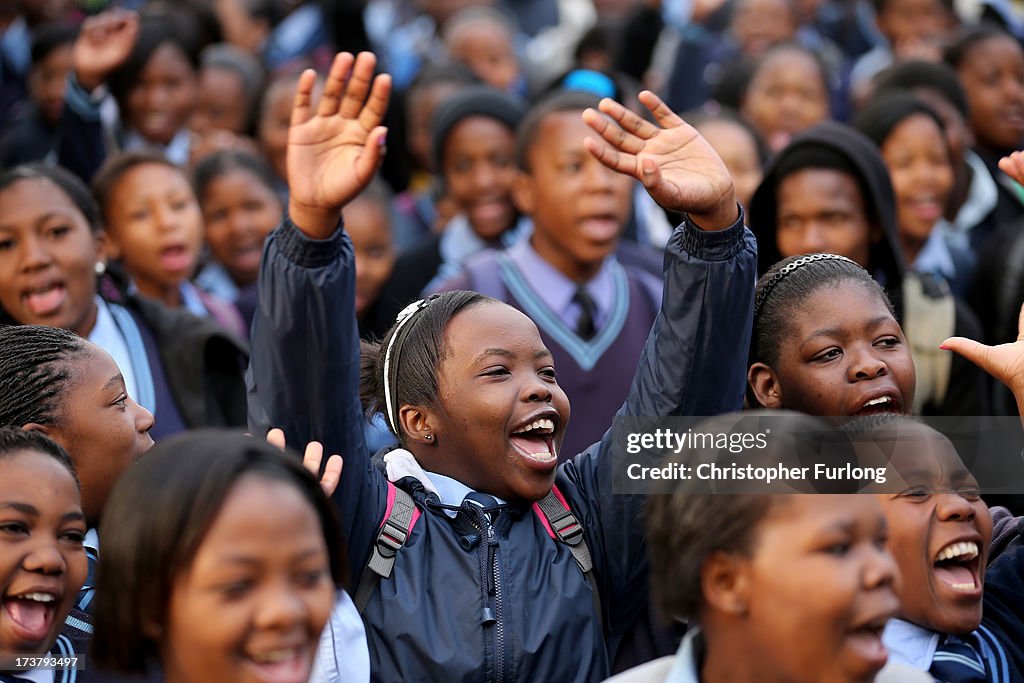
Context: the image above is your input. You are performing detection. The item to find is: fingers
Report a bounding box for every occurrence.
[290,69,318,127]
[940,336,990,371]
[339,52,377,120]
[302,440,325,476]
[1018,301,1024,342]
[317,52,355,118]
[595,98,661,141]
[583,135,638,178]
[358,72,392,133]
[353,125,389,179]
[637,90,685,129]
[319,455,344,497]
[582,107,646,156]
[266,427,287,450]
[1000,151,1024,187]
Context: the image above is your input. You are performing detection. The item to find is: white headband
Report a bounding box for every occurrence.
[383,298,432,435]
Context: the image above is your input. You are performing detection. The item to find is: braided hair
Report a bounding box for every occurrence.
[0,325,91,428]
[748,254,895,406]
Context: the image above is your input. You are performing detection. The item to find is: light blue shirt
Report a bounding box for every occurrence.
[88,297,138,403]
[424,470,507,517]
[309,590,370,683]
[505,237,619,331]
[882,617,940,671]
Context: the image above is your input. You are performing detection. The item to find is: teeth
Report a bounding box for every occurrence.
[249,648,296,664]
[950,583,976,591]
[516,418,554,435]
[863,396,893,408]
[17,593,56,603]
[935,541,979,563]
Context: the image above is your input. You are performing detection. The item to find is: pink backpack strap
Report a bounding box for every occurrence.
[353,481,420,613]
[533,485,601,627]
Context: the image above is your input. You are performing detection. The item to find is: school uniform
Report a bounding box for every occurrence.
[247,210,756,681]
[0,634,80,683]
[606,628,934,683]
[434,237,663,458]
[85,278,249,440]
[748,121,990,417]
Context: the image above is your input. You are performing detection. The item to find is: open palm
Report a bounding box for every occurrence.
[582,91,735,227]
[286,52,391,236]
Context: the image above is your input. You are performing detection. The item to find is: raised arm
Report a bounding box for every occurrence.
[561,93,756,641]
[246,52,391,569]
[583,92,756,418]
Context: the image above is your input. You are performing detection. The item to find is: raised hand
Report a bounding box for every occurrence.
[942,303,1024,420]
[73,8,139,92]
[286,51,391,239]
[267,428,344,497]
[581,91,738,230]
[999,150,1024,187]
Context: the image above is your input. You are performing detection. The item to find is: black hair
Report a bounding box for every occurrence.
[92,429,347,674]
[646,411,838,620]
[748,255,894,406]
[854,93,948,151]
[871,0,953,16]
[107,14,200,108]
[431,86,528,173]
[516,90,603,172]
[943,24,1017,70]
[359,291,497,440]
[0,325,92,429]
[91,150,190,227]
[29,22,78,65]
[871,60,969,119]
[192,149,281,207]
[406,61,481,102]
[688,108,770,167]
[743,42,831,103]
[0,426,79,489]
[0,163,102,234]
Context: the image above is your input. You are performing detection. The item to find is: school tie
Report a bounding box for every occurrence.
[74,544,99,614]
[930,633,988,682]
[573,287,597,341]
[462,491,503,528]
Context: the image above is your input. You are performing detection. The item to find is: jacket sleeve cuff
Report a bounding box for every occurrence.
[64,73,105,122]
[676,204,748,262]
[275,214,348,268]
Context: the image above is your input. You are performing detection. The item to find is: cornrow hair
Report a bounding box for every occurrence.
[0,325,91,428]
[754,254,860,318]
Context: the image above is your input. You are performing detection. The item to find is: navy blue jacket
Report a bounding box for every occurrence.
[247,212,757,682]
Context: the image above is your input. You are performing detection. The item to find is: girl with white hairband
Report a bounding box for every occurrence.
[247,51,757,681]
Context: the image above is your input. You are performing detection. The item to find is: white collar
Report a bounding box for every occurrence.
[382,449,507,516]
[882,617,940,670]
[664,628,702,683]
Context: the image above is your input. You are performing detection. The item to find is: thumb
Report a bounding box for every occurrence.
[940,336,992,372]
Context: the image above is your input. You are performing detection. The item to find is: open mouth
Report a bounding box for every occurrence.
[242,645,310,683]
[21,281,67,317]
[851,393,902,417]
[2,591,59,643]
[158,244,195,274]
[845,613,891,671]
[578,214,621,243]
[933,540,982,593]
[509,414,559,470]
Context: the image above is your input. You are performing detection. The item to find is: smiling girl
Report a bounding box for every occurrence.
[0,428,87,682]
[247,51,755,681]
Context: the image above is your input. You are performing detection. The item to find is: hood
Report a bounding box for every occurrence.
[748,121,905,290]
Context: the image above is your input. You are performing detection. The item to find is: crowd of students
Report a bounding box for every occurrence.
[4,0,1024,681]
